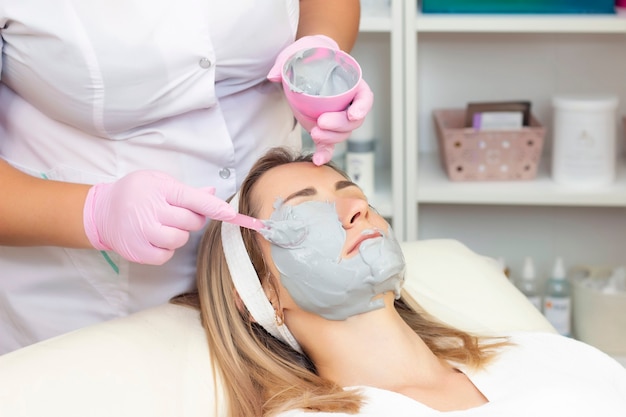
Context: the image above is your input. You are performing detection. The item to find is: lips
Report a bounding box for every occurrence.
[347,231,382,255]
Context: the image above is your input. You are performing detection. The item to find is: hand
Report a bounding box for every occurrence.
[83,171,236,265]
[307,78,373,165]
[268,35,374,166]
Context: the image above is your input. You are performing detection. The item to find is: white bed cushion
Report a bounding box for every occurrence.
[402,239,554,334]
[0,239,554,417]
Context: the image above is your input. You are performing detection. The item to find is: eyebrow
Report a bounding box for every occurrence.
[282,180,359,205]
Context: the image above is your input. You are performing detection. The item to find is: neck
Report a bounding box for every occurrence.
[289,294,454,390]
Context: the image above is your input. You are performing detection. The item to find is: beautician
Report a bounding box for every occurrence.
[0,0,373,354]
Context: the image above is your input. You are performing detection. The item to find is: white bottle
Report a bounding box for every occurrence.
[543,257,571,336]
[516,257,542,311]
[346,115,376,197]
[331,140,348,171]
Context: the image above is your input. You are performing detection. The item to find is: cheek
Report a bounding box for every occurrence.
[277,284,299,310]
[258,237,281,277]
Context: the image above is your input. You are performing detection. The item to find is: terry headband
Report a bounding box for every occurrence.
[221,192,302,353]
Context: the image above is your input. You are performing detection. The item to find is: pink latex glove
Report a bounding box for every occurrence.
[83,171,236,265]
[268,35,374,166]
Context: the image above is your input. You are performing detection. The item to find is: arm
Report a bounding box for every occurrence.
[0,160,236,264]
[0,159,92,248]
[297,0,360,52]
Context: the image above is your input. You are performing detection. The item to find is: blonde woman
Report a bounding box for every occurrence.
[175,147,626,417]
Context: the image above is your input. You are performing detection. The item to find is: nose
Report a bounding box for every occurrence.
[336,198,369,229]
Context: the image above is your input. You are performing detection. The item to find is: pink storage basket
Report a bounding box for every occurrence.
[433,109,545,181]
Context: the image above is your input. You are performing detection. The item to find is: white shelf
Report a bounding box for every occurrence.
[415,12,626,33]
[417,154,626,206]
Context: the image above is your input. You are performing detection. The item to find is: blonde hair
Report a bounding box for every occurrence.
[173,147,508,417]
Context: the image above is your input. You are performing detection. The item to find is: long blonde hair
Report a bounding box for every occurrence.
[174,147,507,417]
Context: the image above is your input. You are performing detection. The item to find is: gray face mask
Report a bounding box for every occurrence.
[261,200,405,320]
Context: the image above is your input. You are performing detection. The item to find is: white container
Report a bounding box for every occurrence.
[346,115,376,196]
[570,266,626,356]
[551,95,619,187]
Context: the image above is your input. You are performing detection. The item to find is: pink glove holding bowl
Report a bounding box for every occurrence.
[268,35,374,165]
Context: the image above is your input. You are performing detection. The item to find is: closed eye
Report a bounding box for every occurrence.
[283,187,316,204]
[282,180,363,205]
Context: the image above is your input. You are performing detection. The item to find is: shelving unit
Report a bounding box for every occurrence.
[354,0,626,365]
[354,0,405,229]
[356,3,626,252]
[404,4,626,242]
[400,3,626,363]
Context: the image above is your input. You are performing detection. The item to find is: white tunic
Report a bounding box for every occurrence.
[278,332,626,416]
[0,0,301,353]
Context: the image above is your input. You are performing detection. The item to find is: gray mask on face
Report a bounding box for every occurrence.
[261,200,405,320]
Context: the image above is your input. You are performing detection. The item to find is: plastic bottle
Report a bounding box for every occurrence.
[543,257,571,336]
[516,256,542,311]
[346,114,376,197]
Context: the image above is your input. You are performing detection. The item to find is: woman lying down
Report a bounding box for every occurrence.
[174,147,626,417]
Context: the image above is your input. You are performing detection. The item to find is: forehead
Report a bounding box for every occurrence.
[253,162,345,202]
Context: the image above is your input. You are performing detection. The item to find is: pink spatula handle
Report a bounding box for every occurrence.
[229,213,265,231]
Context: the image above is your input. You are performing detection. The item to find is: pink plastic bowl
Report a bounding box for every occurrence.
[281,47,362,124]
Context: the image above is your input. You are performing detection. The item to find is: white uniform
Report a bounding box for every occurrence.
[278,332,626,417]
[0,0,301,353]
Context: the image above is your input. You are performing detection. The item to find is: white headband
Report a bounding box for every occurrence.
[221,192,302,353]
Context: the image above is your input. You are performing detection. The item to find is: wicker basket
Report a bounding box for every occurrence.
[433,109,545,181]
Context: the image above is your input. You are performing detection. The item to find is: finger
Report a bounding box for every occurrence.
[166,185,236,221]
[311,127,351,147]
[316,111,362,133]
[313,144,334,166]
[159,205,207,231]
[145,224,191,251]
[130,245,175,266]
[347,80,374,121]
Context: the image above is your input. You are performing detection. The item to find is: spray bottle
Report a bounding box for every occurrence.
[543,257,571,336]
[516,256,542,311]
